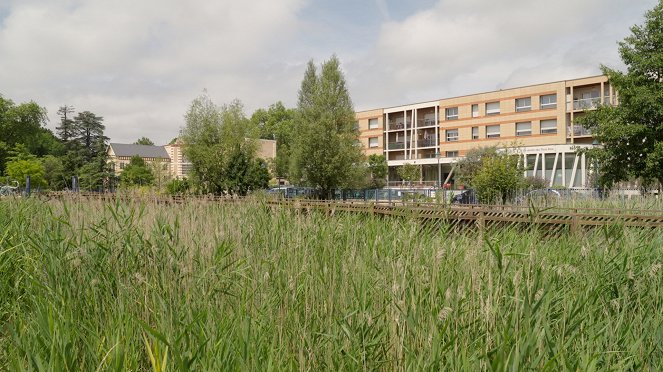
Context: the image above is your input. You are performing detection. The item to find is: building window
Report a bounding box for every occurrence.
[540,119,557,134]
[486,125,500,138]
[515,97,531,112]
[540,94,557,109]
[471,104,479,118]
[368,137,379,148]
[445,107,458,120]
[486,101,500,115]
[446,151,458,158]
[368,118,378,129]
[446,129,459,142]
[120,163,126,169]
[353,121,359,130]
[471,126,479,140]
[516,122,532,136]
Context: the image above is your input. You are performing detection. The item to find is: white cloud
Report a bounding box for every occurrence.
[348,0,657,110]
[0,0,308,144]
[0,0,658,145]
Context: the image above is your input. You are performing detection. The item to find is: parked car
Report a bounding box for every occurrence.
[451,189,477,205]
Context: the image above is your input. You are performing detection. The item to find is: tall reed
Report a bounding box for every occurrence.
[0,197,661,370]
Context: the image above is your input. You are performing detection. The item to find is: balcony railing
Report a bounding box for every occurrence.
[388,121,412,130]
[417,118,437,128]
[417,138,437,148]
[566,125,592,137]
[388,142,405,150]
[567,96,614,111]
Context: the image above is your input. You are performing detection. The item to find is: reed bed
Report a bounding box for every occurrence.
[0,197,662,370]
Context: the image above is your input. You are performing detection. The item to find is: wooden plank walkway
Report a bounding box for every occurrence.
[267,199,663,230]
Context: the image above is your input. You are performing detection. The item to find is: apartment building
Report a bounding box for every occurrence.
[356,75,614,188]
[164,138,192,179]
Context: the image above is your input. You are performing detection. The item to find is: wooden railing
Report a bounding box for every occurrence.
[36,193,663,229]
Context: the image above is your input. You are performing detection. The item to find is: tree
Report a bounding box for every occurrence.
[289,56,366,198]
[367,154,388,188]
[397,163,420,186]
[56,110,111,188]
[56,105,76,142]
[72,111,108,163]
[577,2,663,190]
[471,152,523,204]
[149,158,171,190]
[250,102,296,180]
[166,178,191,195]
[182,94,263,195]
[42,155,67,190]
[222,146,271,195]
[0,96,52,173]
[135,137,155,146]
[5,145,46,188]
[78,155,113,191]
[455,146,499,187]
[120,156,155,187]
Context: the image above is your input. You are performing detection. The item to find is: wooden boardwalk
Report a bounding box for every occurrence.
[267,199,663,231]
[36,192,663,230]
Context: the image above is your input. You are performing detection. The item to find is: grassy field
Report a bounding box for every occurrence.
[1,197,662,370]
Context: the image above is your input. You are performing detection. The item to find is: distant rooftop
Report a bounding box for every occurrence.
[109,143,170,159]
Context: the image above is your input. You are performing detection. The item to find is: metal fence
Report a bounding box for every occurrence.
[274,186,661,205]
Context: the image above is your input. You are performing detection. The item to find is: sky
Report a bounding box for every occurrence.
[0,0,658,145]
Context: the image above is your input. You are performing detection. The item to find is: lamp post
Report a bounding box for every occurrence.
[435,151,441,188]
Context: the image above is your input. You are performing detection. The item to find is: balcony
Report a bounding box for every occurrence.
[388,142,405,150]
[566,125,592,137]
[418,152,438,159]
[567,96,614,111]
[388,121,412,131]
[417,118,437,128]
[417,138,437,148]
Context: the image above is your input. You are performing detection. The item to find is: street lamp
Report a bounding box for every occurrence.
[435,151,441,188]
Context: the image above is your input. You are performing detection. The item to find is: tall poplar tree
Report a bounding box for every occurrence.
[578,1,663,190]
[290,55,365,198]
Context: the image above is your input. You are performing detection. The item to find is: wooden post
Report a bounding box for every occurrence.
[571,209,579,235]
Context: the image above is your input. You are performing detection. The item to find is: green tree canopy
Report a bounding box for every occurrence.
[251,102,295,180]
[289,56,365,198]
[166,178,190,195]
[397,163,420,185]
[0,96,55,173]
[455,147,524,204]
[56,105,76,143]
[72,111,108,163]
[120,156,155,187]
[134,137,155,146]
[472,153,523,204]
[577,1,663,190]
[367,154,388,188]
[42,155,67,190]
[5,145,46,188]
[455,146,499,187]
[182,94,264,195]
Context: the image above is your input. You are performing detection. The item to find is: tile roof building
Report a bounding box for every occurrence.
[108,139,277,180]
